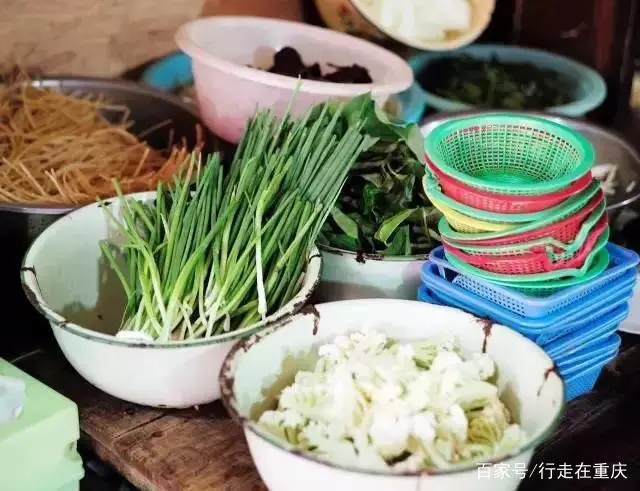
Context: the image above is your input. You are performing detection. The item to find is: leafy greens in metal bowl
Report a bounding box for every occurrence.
[319,114,440,256]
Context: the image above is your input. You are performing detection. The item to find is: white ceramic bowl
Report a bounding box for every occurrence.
[220,299,564,491]
[315,245,427,301]
[175,16,414,143]
[21,192,322,408]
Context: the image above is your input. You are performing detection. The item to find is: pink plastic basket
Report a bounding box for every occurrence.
[443,216,609,275]
[444,191,605,250]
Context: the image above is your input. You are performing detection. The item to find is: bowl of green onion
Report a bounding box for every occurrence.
[20,178,322,407]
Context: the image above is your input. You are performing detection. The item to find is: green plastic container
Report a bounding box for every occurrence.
[445,229,609,284]
[0,359,84,491]
[424,114,595,196]
[437,181,603,242]
[398,44,608,124]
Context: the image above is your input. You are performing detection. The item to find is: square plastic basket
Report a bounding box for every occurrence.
[428,243,639,318]
[420,261,635,344]
[556,334,621,370]
[563,363,607,401]
[544,306,628,359]
[560,348,619,401]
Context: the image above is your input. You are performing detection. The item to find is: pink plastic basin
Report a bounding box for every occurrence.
[175,16,414,143]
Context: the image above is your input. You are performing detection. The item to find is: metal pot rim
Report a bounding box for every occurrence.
[0,76,203,215]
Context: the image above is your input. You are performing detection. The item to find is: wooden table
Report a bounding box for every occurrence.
[8,329,640,491]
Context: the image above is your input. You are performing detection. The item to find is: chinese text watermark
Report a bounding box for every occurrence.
[477,462,628,480]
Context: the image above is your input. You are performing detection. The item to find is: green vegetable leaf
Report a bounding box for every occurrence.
[404,124,426,163]
[361,173,385,188]
[357,216,377,237]
[330,207,359,239]
[342,93,424,161]
[382,225,411,255]
[320,95,441,256]
[374,208,416,245]
[362,184,380,220]
[323,231,359,251]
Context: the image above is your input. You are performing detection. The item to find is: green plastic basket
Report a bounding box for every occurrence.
[424,114,595,196]
[444,205,606,256]
[424,172,596,223]
[486,248,609,297]
[501,248,610,296]
[438,181,602,242]
[444,227,609,283]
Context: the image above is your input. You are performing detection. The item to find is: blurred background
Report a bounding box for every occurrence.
[3,0,637,128]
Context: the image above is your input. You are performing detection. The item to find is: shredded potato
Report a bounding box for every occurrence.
[0,73,202,205]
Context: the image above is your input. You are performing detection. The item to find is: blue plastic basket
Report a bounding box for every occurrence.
[417,284,438,302]
[419,278,632,345]
[420,261,634,339]
[544,306,628,360]
[561,348,617,401]
[429,244,639,318]
[397,44,607,123]
[564,363,607,401]
[560,349,618,378]
[556,334,621,371]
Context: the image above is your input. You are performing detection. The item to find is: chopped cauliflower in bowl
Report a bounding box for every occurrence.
[257,331,527,472]
[220,299,564,491]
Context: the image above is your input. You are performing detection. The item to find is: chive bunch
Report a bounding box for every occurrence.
[101,99,376,341]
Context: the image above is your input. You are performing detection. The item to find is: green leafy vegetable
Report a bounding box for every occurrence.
[319,101,440,256]
[374,208,416,245]
[418,55,574,110]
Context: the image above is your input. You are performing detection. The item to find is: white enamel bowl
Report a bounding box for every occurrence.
[220,299,564,491]
[315,245,427,301]
[21,191,322,408]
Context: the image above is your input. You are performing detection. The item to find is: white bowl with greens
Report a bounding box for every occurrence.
[316,121,440,301]
[316,247,430,300]
[220,299,564,491]
[20,187,322,408]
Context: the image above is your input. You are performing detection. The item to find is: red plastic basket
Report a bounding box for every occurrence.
[446,192,605,250]
[425,157,594,213]
[443,216,609,275]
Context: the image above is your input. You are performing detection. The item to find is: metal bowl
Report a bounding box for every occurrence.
[420,111,640,215]
[1,77,225,350]
[1,76,225,247]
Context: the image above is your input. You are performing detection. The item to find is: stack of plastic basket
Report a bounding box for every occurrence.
[419,113,637,401]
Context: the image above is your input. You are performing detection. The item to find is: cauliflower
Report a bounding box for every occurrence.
[257,330,526,472]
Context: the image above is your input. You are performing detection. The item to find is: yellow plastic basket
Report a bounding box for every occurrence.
[429,194,518,233]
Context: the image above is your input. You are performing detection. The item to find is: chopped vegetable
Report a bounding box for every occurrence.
[319,109,440,255]
[100,93,384,341]
[355,0,472,43]
[592,163,618,196]
[418,55,573,110]
[258,330,527,472]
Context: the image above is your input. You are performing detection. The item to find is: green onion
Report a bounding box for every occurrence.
[100,95,377,341]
